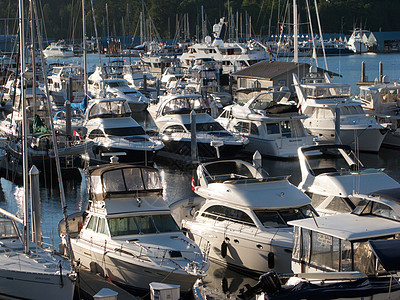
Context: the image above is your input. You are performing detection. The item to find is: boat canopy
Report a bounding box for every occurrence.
[90,164,163,201]
[369,239,400,272]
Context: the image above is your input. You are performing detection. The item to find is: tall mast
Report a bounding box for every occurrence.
[82,0,88,95]
[19,0,29,254]
[293,0,298,63]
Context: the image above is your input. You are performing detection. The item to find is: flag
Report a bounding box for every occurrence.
[73,130,81,139]
[191,176,196,191]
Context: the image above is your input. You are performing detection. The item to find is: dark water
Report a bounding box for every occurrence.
[1,53,400,298]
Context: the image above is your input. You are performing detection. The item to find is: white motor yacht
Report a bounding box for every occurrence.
[242,189,400,299]
[59,163,208,293]
[150,92,248,160]
[84,98,164,164]
[217,89,316,158]
[88,66,150,112]
[43,40,74,58]
[358,80,400,149]
[47,65,85,105]
[180,18,267,74]
[297,144,400,216]
[170,157,317,274]
[293,70,388,152]
[347,29,370,54]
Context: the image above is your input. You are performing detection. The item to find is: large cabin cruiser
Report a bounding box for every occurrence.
[170,157,317,274]
[47,65,85,105]
[244,189,400,299]
[84,98,164,164]
[59,164,208,293]
[88,66,150,112]
[293,71,387,152]
[358,80,400,149]
[180,18,268,74]
[297,144,400,216]
[43,40,74,58]
[150,92,248,160]
[217,89,316,158]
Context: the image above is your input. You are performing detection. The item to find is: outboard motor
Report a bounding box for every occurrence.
[238,271,282,300]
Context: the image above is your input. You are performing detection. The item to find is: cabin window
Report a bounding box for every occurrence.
[239,78,247,88]
[152,215,180,232]
[255,206,314,228]
[250,123,259,135]
[123,168,144,190]
[234,121,250,134]
[266,123,280,135]
[97,218,110,236]
[310,231,340,271]
[135,216,157,234]
[184,122,226,132]
[325,196,354,214]
[353,241,378,274]
[108,216,140,236]
[88,129,105,139]
[104,126,145,136]
[142,168,163,190]
[164,125,186,135]
[202,205,255,226]
[103,170,126,192]
[87,216,98,231]
[353,200,400,221]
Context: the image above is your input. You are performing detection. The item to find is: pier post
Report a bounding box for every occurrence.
[65,100,72,138]
[361,61,365,82]
[190,110,199,164]
[30,165,41,246]
[67,76,73,101]
[335,106,341,144]
[379,61,383,83]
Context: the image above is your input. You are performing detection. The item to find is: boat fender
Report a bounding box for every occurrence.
[268,252,275,269]
[221,241,228,258]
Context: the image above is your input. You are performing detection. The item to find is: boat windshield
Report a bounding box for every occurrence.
[304,85,351,98]
[184,122,226,132]
[107,214,180,236]
[101,167,163,193]
[254,205,315,228]
[352,199,400,222]
[88,100,132,118]
[106,81,129,88]
[104,126,146,136]
[162,97,206,114]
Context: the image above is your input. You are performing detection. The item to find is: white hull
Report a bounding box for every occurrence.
[244,135,315,158]
[184,220,293,274]
[71,240,200,292]
[0,268,75,300]
[307,127,386,152]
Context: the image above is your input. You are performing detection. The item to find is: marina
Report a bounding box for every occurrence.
[1,0,400,297]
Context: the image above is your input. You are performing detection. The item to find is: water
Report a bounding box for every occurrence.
[2,52,400,298]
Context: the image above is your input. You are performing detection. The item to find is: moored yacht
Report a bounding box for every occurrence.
[217,89,317,158]
[180,18,268,74]
[297,144,400,216]
[293,70,387,152]
[358,80,400,149]
[59,163,209,293]
[170,157,317,274]
[88,66,150,112]
[84,98,164,164]
[150,92,248,160]
[43,40,74,58]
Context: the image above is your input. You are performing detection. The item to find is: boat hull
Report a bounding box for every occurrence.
[307,127,386,152]
[0,269,75,300]
[70,240,200,292]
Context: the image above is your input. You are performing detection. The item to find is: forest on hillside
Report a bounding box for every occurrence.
[1,0,400,41]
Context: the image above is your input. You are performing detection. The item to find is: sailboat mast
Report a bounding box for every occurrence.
[293,0,298,63]
[19,0,29,254]
[82,0,88,95]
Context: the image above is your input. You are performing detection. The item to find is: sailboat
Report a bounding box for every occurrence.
[0,1,76,298]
